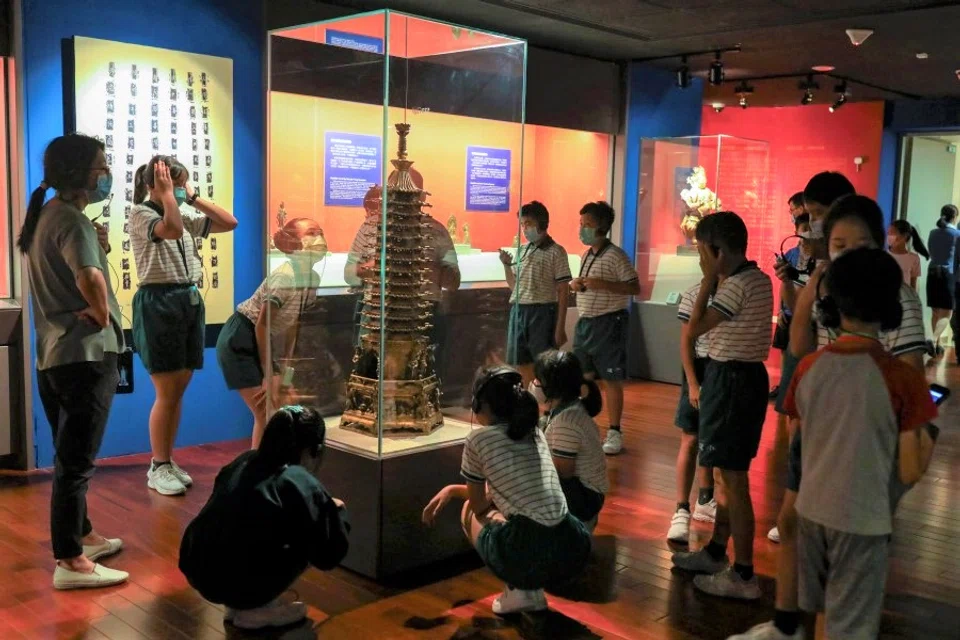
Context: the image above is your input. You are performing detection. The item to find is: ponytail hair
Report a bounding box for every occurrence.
[18,134,105,253]
[891,220,930,259]
[534,350,603,418]
[938,204,958,229]
[256,405,326,469]
[472,366,539,441]
[133,154,188,205]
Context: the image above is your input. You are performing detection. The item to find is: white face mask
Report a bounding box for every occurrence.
[809,219,825,239]
[528,381,547,405]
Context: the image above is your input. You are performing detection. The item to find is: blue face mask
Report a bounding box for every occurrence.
[579,226,599,245]
[523,227,542,244]
[174,187,188,206]
[87,173,113,205]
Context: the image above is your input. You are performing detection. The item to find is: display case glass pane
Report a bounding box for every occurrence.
[636,135,771,304]
[267,11,525,458]
[0,61,11,300]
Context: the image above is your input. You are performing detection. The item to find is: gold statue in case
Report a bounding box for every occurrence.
[341,124,443,437]
[679,166,721,246]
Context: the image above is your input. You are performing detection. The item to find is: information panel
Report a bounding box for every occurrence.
[325,30,385,55]
[324,131,383,207]
[465,146,510,212]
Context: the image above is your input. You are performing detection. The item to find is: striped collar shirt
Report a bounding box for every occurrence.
[817,283,926,357]
[511,237,572,304]
[576,242,638,318]
[706,262,773,363]
[130,202,211,286]
[677,282,712,359]
[544,402,609,495]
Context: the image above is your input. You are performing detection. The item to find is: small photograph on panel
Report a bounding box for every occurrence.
[106,99,115,114]
[127,137,135,150]
[106,118,114,131]
[205,172,212,183]
[201,72,207,87]
[212,273,219,289]
[192,155,199,167]
[124,205,131,218]
[171,122,178,135]
[190,105,197,119]
[130,83,137,97]
[121,258,130,271]
[106,81,115,96]
[203,122,209,135]
[210,238,217,251]
[131,64,139,80]
[170,88,178,101]
[202,106,209,119]
[127,120,135,133]
[125,170,133,184]
[171,139,178,151]
[151,119,158,133]
[187,72,194,86]
[196,238,203,251]
[170,69,177,84]
[126,153,135,166]
[122,222,129,234]
[201,88,208,102]
[106,153,113,165]
[105,135,113,149]
[101,222,110,233]
[128,103,136,116]
[171,104,178,118]
[204,138,210,151]
[151,85,159,100]
[123,273,131,290]
[152,67,159,84]
[151,103,158,117]
[205,156,211,167]
[108,62,116,78]
[191,122,197,136]
[207,185,214,198]
[151,137,159,151]
[193,170,199,182]
[122,239,131,252]
[187,88,194,102]
[125,188,133,202]
[211,256,218,267]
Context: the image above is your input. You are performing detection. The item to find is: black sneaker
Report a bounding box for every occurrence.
[769,385,779,400]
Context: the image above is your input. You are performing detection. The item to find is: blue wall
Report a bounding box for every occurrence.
[621,64,704,261]
[22,0,265,467]
[877,99,960,222]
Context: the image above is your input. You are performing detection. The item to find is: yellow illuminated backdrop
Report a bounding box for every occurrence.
[73,36,234,327]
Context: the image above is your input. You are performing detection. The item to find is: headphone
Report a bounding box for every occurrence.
[537,350,570,401]
[814,274,841,330]
[471,366,523,415]
[777,234,816,281]
[277,405,325,463]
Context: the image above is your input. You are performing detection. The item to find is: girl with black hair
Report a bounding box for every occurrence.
[530,350,607,530]
[179,406,349,631]
[423,366,591,615]
[887,220,928,291]
[20,134,128,590]
[926,204,960,358]
[217,217,328,448]
[129,155,238,496]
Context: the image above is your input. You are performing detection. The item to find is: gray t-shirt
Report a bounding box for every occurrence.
[26,200,124,370]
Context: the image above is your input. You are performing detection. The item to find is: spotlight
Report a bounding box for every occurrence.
[711,102,725,113]
[798,75,819,105]
[709,52,724,86]
[829,81,849,112]
[739,96,749,109]
[676,56,691,89]
[734,81,753,109]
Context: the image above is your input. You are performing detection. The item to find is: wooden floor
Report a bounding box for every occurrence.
[1,356,958,640]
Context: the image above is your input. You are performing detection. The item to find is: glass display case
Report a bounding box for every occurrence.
[266,10,525,578]
[630,135,771,383]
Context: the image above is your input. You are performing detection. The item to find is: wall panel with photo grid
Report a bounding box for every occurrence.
[72,36,234,327]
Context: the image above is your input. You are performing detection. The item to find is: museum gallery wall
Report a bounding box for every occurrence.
[73,36,235,327]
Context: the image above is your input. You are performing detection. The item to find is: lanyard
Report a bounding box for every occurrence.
[579,242,610,279]
[144,200,191,279]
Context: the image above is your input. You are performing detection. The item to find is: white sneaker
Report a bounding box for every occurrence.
[602,429,623,455]
[229,601,307,630]
[147,464,187,496]
[693,499,717,523]
[768,526,781,543]
[728,620,803,639]
[671,548,728,573]
[170,460,193,487]
[492,586,547,615]
[53,563,129,590]
[694,567,762,600]
[667,508,691,543]
[83,537,123,562]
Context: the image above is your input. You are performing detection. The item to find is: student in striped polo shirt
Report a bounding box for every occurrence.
[501,201,572,384]
[667,282,716,544]
[422,366,591,615]
[671,211,773,602]
[531,350,608,531]
[216,218,328,449]
[130,156,238,497]
[570,202,640,456]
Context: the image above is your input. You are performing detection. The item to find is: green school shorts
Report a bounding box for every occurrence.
[697,360,769,471]
[132,284,205,374]
[572,310,628,381]
[216,312,264,390]
[477,513,591,590]
[675,357,710,434]
[507,303,559,366]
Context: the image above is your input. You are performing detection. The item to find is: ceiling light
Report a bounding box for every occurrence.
[798,74,819,106]
[709,52,724,86]
[676,56,691,89]
[801,90,815,105]
[812,65,835,72]
[734,81,754,109]
[845,28,874,46]
[916,52,929,59]
[830,80,849,112]
[711,102,725,113]
[739,96,749,109]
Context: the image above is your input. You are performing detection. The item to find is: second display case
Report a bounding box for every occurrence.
[630,135,772,383]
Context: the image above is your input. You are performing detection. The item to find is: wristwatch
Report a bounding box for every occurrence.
[186,188,199,206]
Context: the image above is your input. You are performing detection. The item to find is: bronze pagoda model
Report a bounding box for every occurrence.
[341,124,443,437]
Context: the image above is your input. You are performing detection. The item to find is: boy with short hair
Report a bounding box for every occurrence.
[667,281,716,543]
[671,211,773,601]
[501,201,572,384]
[569,201,641,456]
[783,248,936,639]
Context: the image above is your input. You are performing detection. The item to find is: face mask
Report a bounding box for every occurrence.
[809,219,824,239]
[174,187,188,206]
[523,227,542,244]
[528,381,547,405]
[579,227,598,245]
[87,173,113,205]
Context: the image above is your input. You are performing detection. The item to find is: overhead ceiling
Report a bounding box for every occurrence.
[313,0,960,106]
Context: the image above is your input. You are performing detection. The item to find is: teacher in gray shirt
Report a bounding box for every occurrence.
[18,134,128,591]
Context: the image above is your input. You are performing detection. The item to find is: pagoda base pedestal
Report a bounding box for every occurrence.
[341,373,443,437]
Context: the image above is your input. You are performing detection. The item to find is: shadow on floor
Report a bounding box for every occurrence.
[448,610,601,640]
[546,534,619,604]
[225,618,318,639]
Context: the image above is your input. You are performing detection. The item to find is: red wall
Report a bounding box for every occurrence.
[700,101,884,256]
